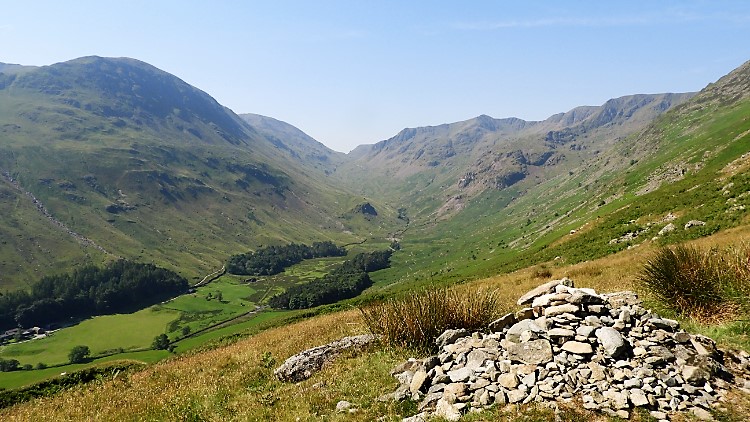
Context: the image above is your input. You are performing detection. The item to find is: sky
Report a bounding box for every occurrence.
[2,1,750,152]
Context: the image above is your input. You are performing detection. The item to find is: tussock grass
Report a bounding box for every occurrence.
[639,243,750,323]
[359,287,509,352]
[529,264,553,280]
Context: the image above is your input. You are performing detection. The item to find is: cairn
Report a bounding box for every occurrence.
[387,278,750,421]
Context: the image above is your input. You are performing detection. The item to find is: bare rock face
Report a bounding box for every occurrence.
[388,279,750,421]
[274,334,376,382]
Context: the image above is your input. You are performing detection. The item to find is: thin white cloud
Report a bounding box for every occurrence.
[451,10,750,31]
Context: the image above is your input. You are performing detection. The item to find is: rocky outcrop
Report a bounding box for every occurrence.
[274,334,377,382]
[389,279,750,421]
[352,202,378,217]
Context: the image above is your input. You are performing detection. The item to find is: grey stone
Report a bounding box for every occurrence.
[576,325,596,338]
[507,339,553,365]
[561,341,594,355]
[448,367,473,383]
[519,330,537,342]
[517,277,574,306]
[436,329,468,348]
[588,362,606,382]
[674,331,692,343]
[336,400,352,412]
[488,313,516,332]
[691,407,713,421]
[684,220,706,230]
[649,318,679,331]
[401,412,429,422]
[506,319,544,343]
[434,398,462,421]
[596,327,629,358]
[629,388,649,406]
[274,334,377,382]
[548,328,576,338]
[488,390,504,407]
[568,291,605,305]
[531,292,558,308]
[410,370,429,394]
[544,303,579,317]
[507,388,527,403]
[683,365,710,385]
[658,223,676,236]
[521,372,537,387]
[466,349,488,370]
[515,307,535,320]
[479,390,492,406]
[498,373,519,389]
[604,291,641,308]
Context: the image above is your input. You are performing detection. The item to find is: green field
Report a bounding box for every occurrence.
[0,308,178,367]
[0,350,168,390]
[0,256,352,389]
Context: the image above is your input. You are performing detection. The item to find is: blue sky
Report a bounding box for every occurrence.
[2,1,750,152]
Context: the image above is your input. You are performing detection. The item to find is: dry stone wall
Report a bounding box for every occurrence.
[388,278,750,421]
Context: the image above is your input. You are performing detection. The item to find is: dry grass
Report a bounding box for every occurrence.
[360,287,509,352]
[639,243,750,323]
[0,310,414,421]
[4,225,750,420]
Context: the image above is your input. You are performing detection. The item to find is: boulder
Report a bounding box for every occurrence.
[274,334,376,382]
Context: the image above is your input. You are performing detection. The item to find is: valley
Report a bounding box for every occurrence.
[0,55,750,420]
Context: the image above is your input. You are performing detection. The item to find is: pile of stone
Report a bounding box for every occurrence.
[388,278,750,421]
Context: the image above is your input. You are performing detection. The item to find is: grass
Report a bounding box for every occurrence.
[0,308,178,367]
[360,287,509,352]
[0,351,168,390]
[0,257,348,388]
[639,243,750,322]
[2,227,750,420]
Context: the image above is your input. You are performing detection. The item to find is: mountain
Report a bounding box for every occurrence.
[0,57,399,290]
[338,93,694,221]
[339,61,750,286]
[239,113,345,174]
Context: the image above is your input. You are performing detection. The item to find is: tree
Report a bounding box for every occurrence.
[152,333,170,350]
[0,358,20,372]
[68,345,90,364]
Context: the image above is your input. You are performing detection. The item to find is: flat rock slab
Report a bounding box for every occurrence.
[274,334,376,382]
[507,339,553,365]
[561,340,593,354]
[517,277,573,306]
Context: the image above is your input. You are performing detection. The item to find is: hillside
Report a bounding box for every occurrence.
[339,93,694,216]
[0,57,400,289]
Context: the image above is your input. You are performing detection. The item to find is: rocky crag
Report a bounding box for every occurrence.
[388,279,750,421]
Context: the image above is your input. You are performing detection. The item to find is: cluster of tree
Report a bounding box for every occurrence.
[68,345,90,364]
[0,357,21,372]
[268,250,392,310]
[0,260,188,330]
[227,241,347,276]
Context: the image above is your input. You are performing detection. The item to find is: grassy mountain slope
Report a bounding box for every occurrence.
[343,62,749,292]
[0,57,400,290]
[2,58,750,419]
[338,93,693,220]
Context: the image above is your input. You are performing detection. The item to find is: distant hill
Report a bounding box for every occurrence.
[240,113,345,174]
[0,57,396,289]
[2,54,750,295]
[337,93,694,220]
